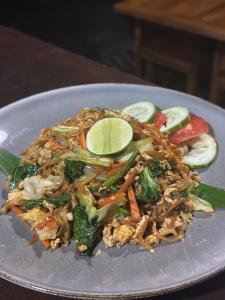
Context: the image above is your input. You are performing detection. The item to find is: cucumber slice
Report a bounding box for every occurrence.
[182,134,217,169]
[160,106,190,134]
[122,101,156,123]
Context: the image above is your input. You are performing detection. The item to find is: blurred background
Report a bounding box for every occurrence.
[1,0,225,108]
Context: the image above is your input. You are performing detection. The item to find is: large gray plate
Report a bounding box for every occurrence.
[0,84,225,299]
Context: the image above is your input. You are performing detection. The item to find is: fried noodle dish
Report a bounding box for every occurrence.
[1,108,214,255]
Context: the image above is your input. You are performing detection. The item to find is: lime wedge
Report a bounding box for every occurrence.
[122,101,156,122]
[86,118,133,156]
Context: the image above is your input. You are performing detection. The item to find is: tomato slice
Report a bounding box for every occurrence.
[153,112,167,129]
[169,116,209,144]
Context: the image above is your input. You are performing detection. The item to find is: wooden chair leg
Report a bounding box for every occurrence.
[210,44,221,105]
[186,69,198,95]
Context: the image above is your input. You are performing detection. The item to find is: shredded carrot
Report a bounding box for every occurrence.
[61,182,70,193]
[166,199,184,217]
[79,129,87,150]
[118,168,139,193]
[41,239,51,249]
[98,193,125,208]
[91,165,105,173]
[120,220,137,228]
[11,206,24,215]
[36,216,57,230]
[127,186,141,222]
[11,206,53,249]
[91,161,126,175]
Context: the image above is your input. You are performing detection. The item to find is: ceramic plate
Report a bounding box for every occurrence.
[0,84,225,299]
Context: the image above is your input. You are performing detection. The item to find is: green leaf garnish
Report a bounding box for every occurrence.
[0,148,20,175]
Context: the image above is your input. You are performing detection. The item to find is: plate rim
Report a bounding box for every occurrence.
[1,83,225,299]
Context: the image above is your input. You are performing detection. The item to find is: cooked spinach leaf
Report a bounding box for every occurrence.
[73,204,99,256]
[149,159,164,177]
[168,160,177,171]
[64,159,85,183]
[9,164,39,192]
[22,194,72,210]
[0,148,20,175]
[149,159,177,177]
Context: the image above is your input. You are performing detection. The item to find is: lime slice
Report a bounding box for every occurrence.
[122,101,156,122]
[86,118,133,156]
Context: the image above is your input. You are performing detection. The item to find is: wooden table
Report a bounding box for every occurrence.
[114,0,225,42]
[1,25,225,300]
[114,0,225,104]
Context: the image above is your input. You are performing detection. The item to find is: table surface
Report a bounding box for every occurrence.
[114,0,225,42]
[1,25,225,300]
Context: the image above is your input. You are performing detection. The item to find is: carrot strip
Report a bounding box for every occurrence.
[127,186,141,222]
[11,206,53,249]
[11,206,24,215]
[118,168,139,193]
[120,220,138,228]
[41,240,51,249]
[79,129,87,150]
[61,182,70,193]
[166,199,184,217]
[98,193,125,208]
[91,161,126,175]
[36,216,57,230]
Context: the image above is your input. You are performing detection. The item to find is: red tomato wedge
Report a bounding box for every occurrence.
[169,116,209,144]
[153,112,167,129]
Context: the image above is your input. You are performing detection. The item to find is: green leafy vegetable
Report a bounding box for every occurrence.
[64,159,85,183]
[114,207,130,218]
[190,193,214,213]
[61,147,113,167]
[103,150,139,188]
[192,183,225,209]
[22,194,72,210]
[116,138,153,162]
[148,159,177,177]
[74,188,125,255]
[0,148,20,175]
[136,166,161,204]
[168,160,177,171]
[9,164,39,192]
[73,204,99,256]
[182,185,192,198]
[149,159,164,177]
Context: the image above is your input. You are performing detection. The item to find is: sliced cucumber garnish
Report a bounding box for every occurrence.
[160,106,190,134]
[182,134,217,169]
[122,101,156,123]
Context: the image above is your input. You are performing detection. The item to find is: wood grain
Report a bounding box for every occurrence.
[114,0,225,41]
[0,26,146,108]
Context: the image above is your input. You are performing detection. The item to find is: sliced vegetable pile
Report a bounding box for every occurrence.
[0,102,224,256]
